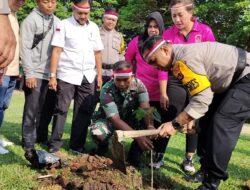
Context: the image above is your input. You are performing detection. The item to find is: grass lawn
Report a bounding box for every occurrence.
[0,91,249,190]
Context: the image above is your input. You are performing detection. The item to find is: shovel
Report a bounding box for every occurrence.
[111,129,161,174]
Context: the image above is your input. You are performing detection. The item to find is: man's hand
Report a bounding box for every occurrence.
[25,78,37,89]
[96,75,103,91]
[48,77,57,91]
[135,136,154,151]
[0,15,16,68]
[159,122,177,137]
[147,125,158,139]
[160,94,169,110]
[183,120,196,134]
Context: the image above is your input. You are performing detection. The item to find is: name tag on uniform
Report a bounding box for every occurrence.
[172,60,211,96]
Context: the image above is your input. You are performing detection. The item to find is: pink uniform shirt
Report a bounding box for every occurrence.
[163,19,215,44]
[125,36,168,101]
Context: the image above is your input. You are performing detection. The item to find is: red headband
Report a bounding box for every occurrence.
[104,11,119,17]
[144,39,165,60]
[73,3,90,11]
[113,69,133,77]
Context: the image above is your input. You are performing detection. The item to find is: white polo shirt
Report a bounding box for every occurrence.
[51,16,104,85]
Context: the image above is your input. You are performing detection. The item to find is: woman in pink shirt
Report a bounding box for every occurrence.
[162,0,216,176]
[126,11,169,168]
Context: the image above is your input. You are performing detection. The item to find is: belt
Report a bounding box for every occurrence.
[102,63,113,70]
[231,48,246,84]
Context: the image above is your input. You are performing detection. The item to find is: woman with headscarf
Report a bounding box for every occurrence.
[125,11,169,169]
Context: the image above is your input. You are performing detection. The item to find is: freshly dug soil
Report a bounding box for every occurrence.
[34,154,172,190]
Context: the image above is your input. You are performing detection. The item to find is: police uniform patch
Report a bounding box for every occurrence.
[172,60,211,96]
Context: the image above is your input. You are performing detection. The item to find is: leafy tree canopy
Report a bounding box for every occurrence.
[17,0,250,50]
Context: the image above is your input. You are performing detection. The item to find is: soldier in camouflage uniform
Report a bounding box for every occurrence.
[90,60,155,167]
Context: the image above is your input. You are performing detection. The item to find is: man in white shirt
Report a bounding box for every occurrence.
[48,0,103,154]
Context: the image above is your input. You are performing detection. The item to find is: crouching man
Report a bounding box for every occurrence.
[90,60,156,168]
[141,35,250,190]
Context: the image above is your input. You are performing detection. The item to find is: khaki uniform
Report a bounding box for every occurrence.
[100,26,125,77]
[6,12,19,76]
[172,42,250,119]
[171,42,250,184]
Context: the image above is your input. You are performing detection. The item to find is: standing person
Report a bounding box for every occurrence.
[162,0,215,174]
[125,11,168,169]
[100,7,125,84]
[48,0,103,154]
[90,61,155,167]
[141,35,250,190]
[0,0,16,70]
[20,0,60,157]
[0,0,25,155]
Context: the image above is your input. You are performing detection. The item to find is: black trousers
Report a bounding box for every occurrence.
[36,88,56,142]
[150,101,169,153]
[49,77,96,151]
[162,75,198,154]
[22,78,54,150]
[200,74,250,180]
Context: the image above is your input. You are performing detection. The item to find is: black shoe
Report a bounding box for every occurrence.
[185,169,205,183]
[48,147,59,153]
[24,149,40,168]
[196,178,220,190]
[70,148,87,155]
[196,185,210,190]
[95,144,109,156]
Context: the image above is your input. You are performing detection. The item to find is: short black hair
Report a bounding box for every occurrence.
[105,7,117,13]
[141,35,164,59]
[112,61,132,71]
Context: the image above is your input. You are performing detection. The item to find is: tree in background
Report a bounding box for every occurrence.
[196,0,250,50]
[118,0,250,50]
[17,0,250,50]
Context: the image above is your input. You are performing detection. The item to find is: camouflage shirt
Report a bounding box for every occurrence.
[99,77,149,124]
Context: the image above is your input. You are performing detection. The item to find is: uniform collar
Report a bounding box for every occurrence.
[71,16,90,26]
[101,25,115,32]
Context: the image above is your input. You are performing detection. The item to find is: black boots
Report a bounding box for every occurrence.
[185,169,220,190]
[185,169,206,183]
[196,175,220,190]
[24,149,40,168]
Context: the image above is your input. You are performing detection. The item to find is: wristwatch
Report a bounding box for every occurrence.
[49,72,56,78]
[171,119,183,132]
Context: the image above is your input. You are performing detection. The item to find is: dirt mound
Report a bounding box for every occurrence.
[34,154,172,190]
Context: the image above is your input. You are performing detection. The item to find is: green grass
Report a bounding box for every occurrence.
[0,91,250,190]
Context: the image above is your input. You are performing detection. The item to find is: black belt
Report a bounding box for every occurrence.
[102,63,113,70]
[231,48,246,84]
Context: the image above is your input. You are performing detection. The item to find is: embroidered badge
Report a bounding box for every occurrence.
[172,60,211,96]
[195,34,202,43]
